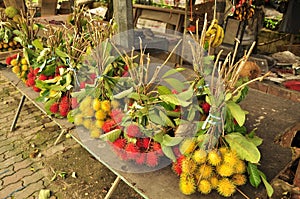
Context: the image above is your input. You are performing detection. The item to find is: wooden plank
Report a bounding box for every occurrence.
[0,49,22,61]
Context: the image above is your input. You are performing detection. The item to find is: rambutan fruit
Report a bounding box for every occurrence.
[79,82,86,89]
[179,138,196,155]
[110,109,124,124]
[6,56,13,65]
[146,152,159,167]
[74,113,83,125]
[223,149,239,166]
[152,142,163,156]
[32,85,41,92]
[197,164,213,179]
[33,68,40,75]
[125,143,139,160]
[216,163,235,177]
[209,175,219,189]
[26,78,35,87]
[172,155,184,176]
[95,120,104,128]
[136,138,150,149]
[179,173,196,195]
[27,72,35,79]
[101,100,111,112]
[234,159,246,174]
[110,100,120,109]
[181,158,196,174]
[79,96,92,111]
[231,174,247,186]
[38,74,48,80]
[95,109,106,120]
[207,149,222,166]
[49,102,59,114]
[198,179,212,194]
[192,149,207,164]
[102,119,116,133]
[217,178,236,197]
[219,147,228,155]
[113,138,127,149]
[135,153,146,165]
[125,123,141,138]
[71,97,78,109]
[90,128,101,138]
[92,98,101,111]
[59,101,70,117]
[83,119,92,130]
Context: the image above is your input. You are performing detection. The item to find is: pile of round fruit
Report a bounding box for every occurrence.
[6,54,29,82]
[173,141,247,197]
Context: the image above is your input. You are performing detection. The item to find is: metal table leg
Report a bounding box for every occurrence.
[104,176,121,199]
[10,95,26,132]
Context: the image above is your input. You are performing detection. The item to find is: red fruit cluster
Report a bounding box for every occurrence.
[59,95,70,117]
[5,54,18,65]
[110,109,124,124]
[26,67,40,92]
[49,102,59,114]
[111,136,163,167]
[172,155,185,176]
[126,124,142,138]
[102,119,117,133]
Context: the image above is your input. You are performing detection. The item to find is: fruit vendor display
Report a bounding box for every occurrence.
[6,53,29,82]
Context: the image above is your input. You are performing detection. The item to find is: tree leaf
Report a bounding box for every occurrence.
[157,85,171,95]
[113,87,133,99]
[162,67,185,78]
[258,170,274,197]
[100,129,121,142]
[161,145,176,162]
[226,101,246,126]
[158,110,175,127]
[225,133,261,163]
[55,48,69,58]
[164,78,185,91]
[247,162,261,188]
[32,39,44,50]
[162,134,183,146]
[149,109,164,126]
[177,86,194,101]
[159,94,191,107]
[247,136,263,147]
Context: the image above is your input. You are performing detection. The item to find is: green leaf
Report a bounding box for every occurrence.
[162,68,185,78]
[247,135,263,147]
[225,133,261,163]
[159,94,191,107]
[225,92,232,101]
[164,78,185,91]
[258,170,274,197]
[162,134,183,146]
[157,85,171,95]
[161,145,176,162]
[247,162,261,188]
[226,101,246,126]
[113,87,133,99]
[177,86,194,101]
[158,110,175,127]
[100,129,121,142]
[32,39,44,50]
[149,109,164,126]
[55,48,69,58]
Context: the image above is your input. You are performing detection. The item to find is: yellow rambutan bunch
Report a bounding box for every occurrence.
[217,178,236,197]
[231,173,247,186]
[179,173,196,195]
[209,175,219,189]
[207,149,222,166]
[234,159,246,174]
[223,149,239,166]
[192,149,207,164]
[219,146,228,155]
[180,138,196,155]
[216,163,234,177]
[198,179,212,194]
[197,164,213,179]
[181,157,197,174]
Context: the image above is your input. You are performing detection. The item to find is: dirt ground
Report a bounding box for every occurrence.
[33,134,144,199]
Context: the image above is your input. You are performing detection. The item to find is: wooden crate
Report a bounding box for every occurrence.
[0,49,23,62]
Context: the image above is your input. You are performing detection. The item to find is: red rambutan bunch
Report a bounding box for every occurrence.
[125,143,139,160]
[113,138,127,149]
[201,102,210,114]
[135,153,146,165]
[49,102,59,114]
[102,119,117,133]
[146,152,159,167]
[110,109,124,124]
[59,96,70,117]
[125,123,142,138]
[172,155,185,176]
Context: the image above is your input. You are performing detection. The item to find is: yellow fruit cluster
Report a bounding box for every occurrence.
[179,147,247,197]
[74,96,112,138]
[205,19,224,48]
[11,57,29,81]
[0,40,20,52]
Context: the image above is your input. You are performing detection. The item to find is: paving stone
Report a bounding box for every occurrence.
[13,180,45,199]
[13,159,33,172]
[22,170,45,186]
[0,180,23,199]
[2,167,33,186]
[0,144,14,155]
[0,154,23,170]
[0,165,14,179]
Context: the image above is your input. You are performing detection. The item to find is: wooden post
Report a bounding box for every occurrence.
[113,0,134,48]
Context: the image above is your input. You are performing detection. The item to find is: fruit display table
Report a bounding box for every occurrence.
[2,64,300,199]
